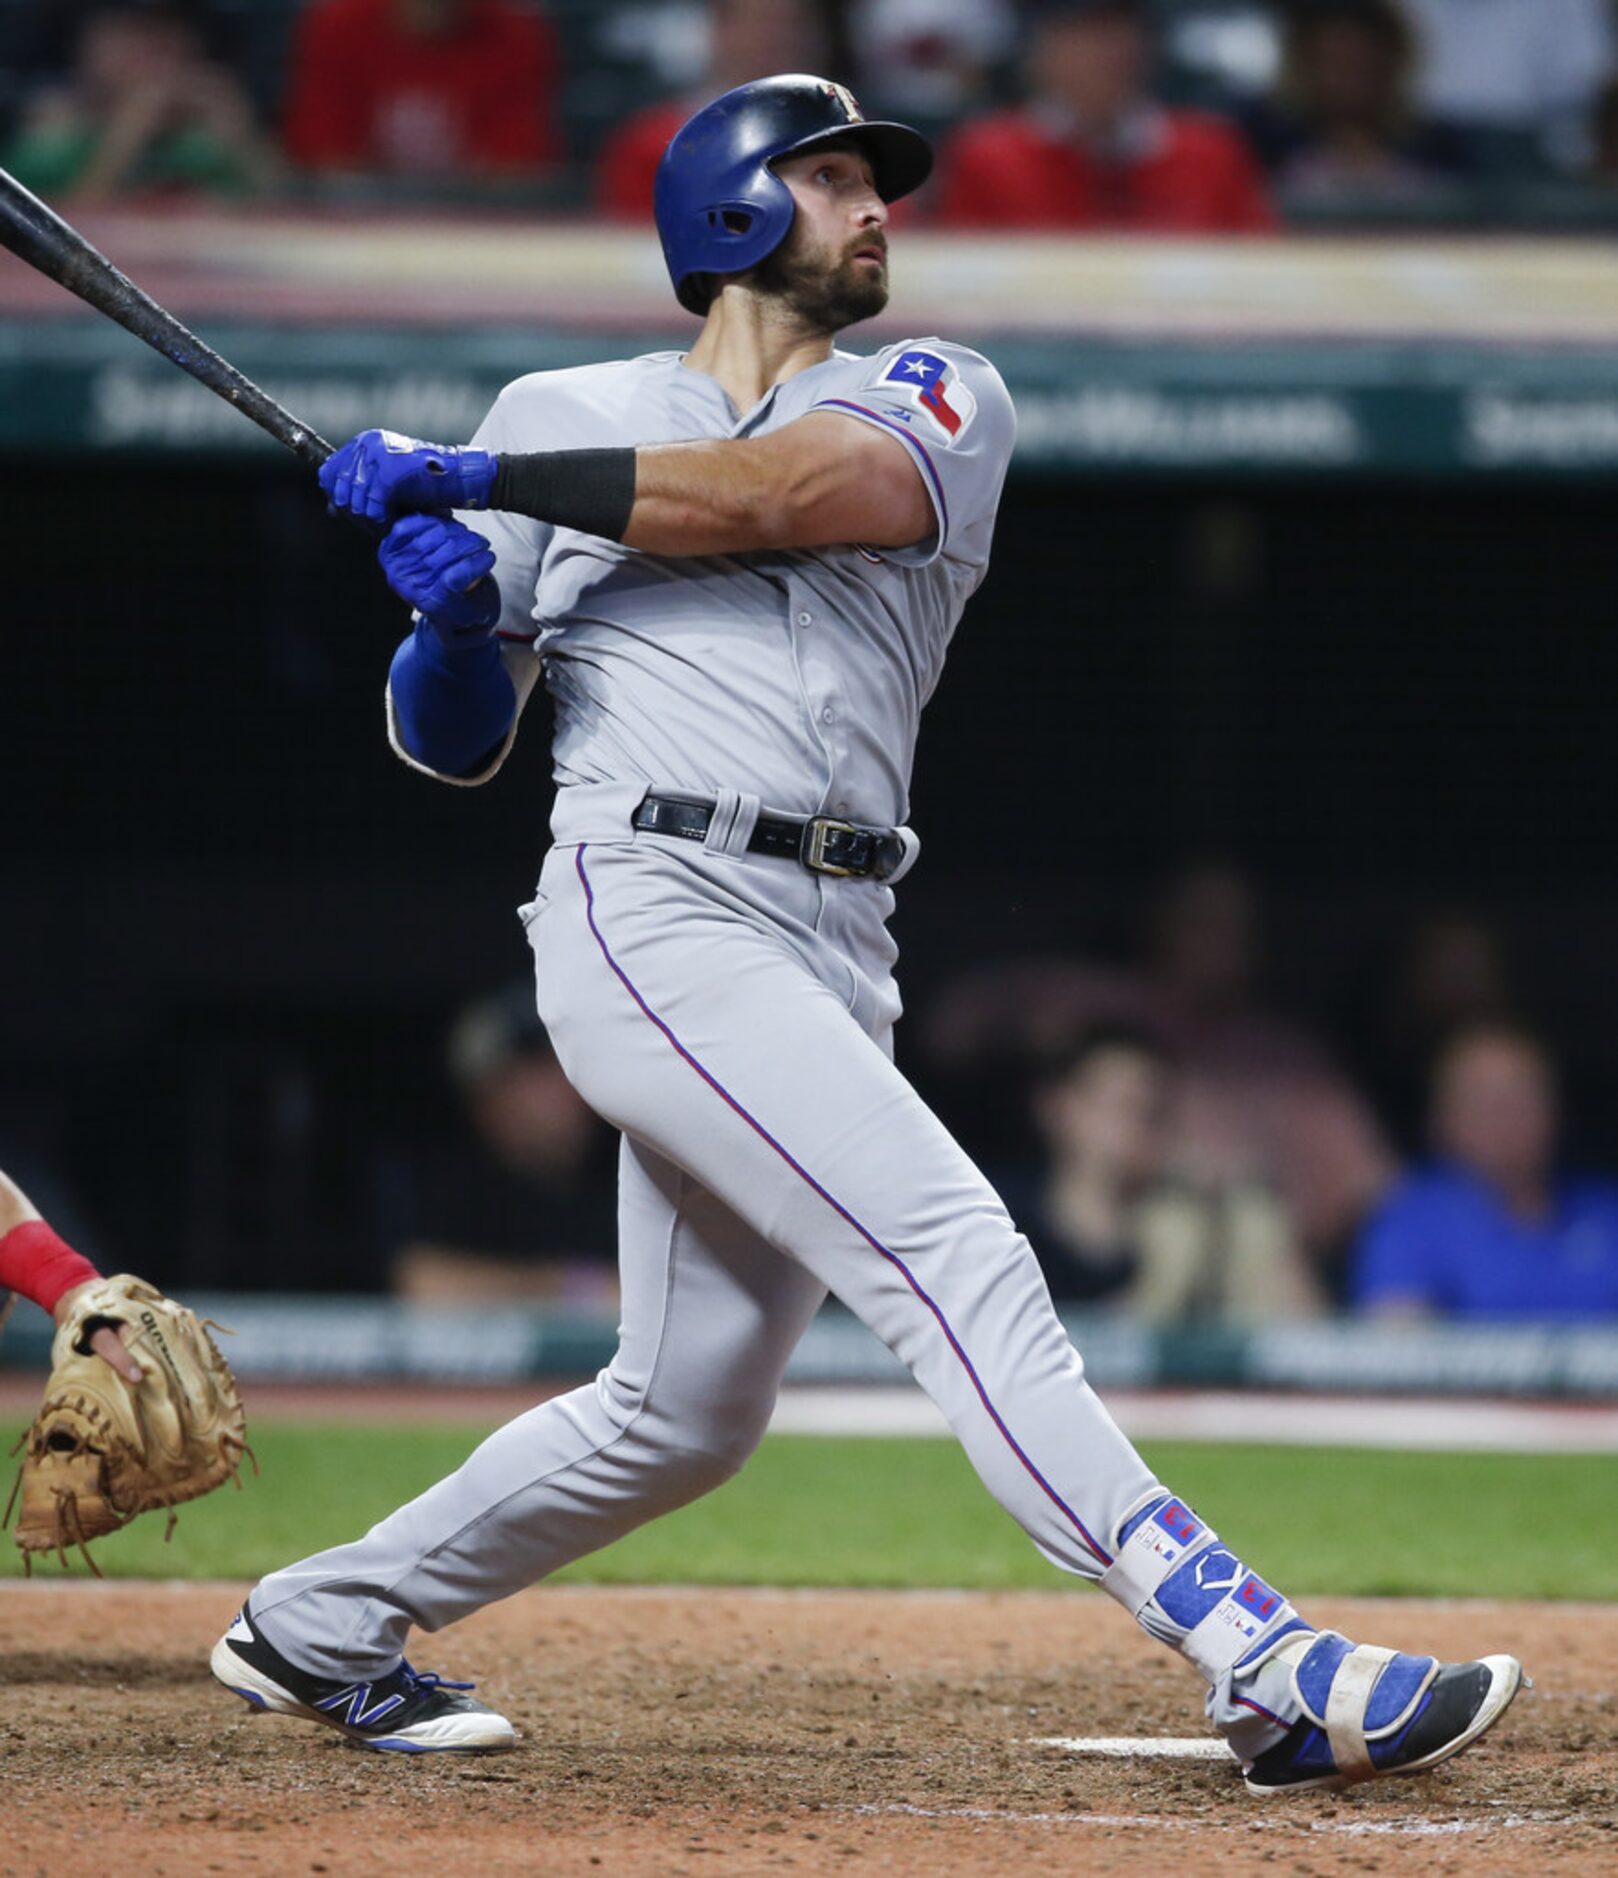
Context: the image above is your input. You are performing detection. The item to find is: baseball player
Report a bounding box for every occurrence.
[0,1168,143,1383]
[211,76,1522,1789]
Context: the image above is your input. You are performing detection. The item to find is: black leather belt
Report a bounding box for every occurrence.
[632,793,905,881]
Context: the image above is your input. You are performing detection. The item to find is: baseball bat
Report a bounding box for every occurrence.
[0,168,332,465]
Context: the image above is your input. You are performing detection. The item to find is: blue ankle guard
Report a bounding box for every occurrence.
[1102,1490,1304,1684]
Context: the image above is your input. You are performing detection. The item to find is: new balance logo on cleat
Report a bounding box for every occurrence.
[209,1604,516,1754]
[314,1684,406,1729]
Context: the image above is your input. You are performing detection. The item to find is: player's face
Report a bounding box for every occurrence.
[758,146,891,332]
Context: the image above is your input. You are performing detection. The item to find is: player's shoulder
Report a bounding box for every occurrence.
[872,336,1016,430]
[482,353,686,444]
[837,336,1012,404]
[811,338,1016,461]
[493,352,681,409]
[869,335,1004,377]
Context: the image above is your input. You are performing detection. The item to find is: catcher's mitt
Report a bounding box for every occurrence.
[6,1274,253,1573]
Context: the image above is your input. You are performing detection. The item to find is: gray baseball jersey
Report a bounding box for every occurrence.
[388,338,1010,829]
[258,341,1309,1762]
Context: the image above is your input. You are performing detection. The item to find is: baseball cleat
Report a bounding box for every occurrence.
[1241,1630,1524,1795]
[209,1605,517,1753]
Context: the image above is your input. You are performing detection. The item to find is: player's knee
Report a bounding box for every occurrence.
[613,1429,755,1514]
[669,1440,749,1497]
[589,1373,769,1490]
[599,1365,774,1469]
[673,1407,771,1482]
[648,1395,772,1488]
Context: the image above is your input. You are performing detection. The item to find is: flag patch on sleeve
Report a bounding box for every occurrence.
[882,349,977,443]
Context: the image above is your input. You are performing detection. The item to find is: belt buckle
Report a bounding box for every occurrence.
[801,816,860,877]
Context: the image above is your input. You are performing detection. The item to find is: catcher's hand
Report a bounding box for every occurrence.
[62,1297,144,1385]
[6,1274,253,1573]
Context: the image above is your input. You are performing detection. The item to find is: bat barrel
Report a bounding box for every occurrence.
[0,167,332,464]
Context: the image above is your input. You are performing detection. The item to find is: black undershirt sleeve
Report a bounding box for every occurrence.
[487,449,638,541]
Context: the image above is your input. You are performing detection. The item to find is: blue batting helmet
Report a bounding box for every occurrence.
[653,74,933,316]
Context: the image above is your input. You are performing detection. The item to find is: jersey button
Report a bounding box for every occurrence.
[795,610,813,627]
[821,707,835,723]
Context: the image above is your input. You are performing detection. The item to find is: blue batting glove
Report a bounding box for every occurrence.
[378,514,501,648]
[320,429,498,524]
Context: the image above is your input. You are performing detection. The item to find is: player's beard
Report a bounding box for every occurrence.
[752,228,890,334]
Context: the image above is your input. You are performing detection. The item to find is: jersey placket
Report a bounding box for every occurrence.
[783,578,853,822]
[729,386,845,818]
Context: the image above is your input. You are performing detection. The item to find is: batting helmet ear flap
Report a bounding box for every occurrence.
[655,73,932,317]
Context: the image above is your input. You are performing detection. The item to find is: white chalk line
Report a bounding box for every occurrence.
[851,1802,1566,1839]
[1032,1736,1234,1761]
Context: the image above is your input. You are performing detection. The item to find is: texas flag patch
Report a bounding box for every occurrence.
[883,349,977,443]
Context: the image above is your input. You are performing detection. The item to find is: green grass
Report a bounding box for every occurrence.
[2,1421,1613,1599]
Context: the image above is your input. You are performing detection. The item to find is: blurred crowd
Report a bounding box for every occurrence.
[920,867,1618,1326]
[6,859,1618,1328]
[358,864,1618,1328]
[3,0,1618,224]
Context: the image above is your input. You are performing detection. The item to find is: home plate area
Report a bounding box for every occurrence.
[1,1584,1613,1876]
[1035,1735,1234,1759]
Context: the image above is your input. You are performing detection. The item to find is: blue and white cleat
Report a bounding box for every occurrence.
[1241,1630,1524,1795]
[209,1605,517,1753]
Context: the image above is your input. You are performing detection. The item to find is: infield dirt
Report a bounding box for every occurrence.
[1,1584,1613,1876]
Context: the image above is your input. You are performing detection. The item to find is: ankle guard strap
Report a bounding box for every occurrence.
[1103,1490,1300,1683]
[1291,1632,1440,1781]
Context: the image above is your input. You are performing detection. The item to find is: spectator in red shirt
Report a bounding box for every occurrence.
[284,0,561,180]
[596,0,827,220]
[936,0,1275,232]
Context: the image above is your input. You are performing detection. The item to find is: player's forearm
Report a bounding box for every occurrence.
[320,421,930,555]
[484,430,923,559]
[494,443,775,554]
[486,442,770,555]
[621,438,830,555]
[487,435,893,556]
[0,1174,99,1314]
[388,623,518,779]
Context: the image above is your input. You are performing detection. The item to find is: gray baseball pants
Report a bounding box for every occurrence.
[251,824,1302,1756]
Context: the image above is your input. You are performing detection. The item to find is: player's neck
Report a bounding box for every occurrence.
[683,291,835,412]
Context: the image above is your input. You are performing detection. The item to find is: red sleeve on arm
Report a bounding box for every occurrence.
[0,1221,98,1317]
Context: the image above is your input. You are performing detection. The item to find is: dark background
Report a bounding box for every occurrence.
[5,457,1617,1287]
